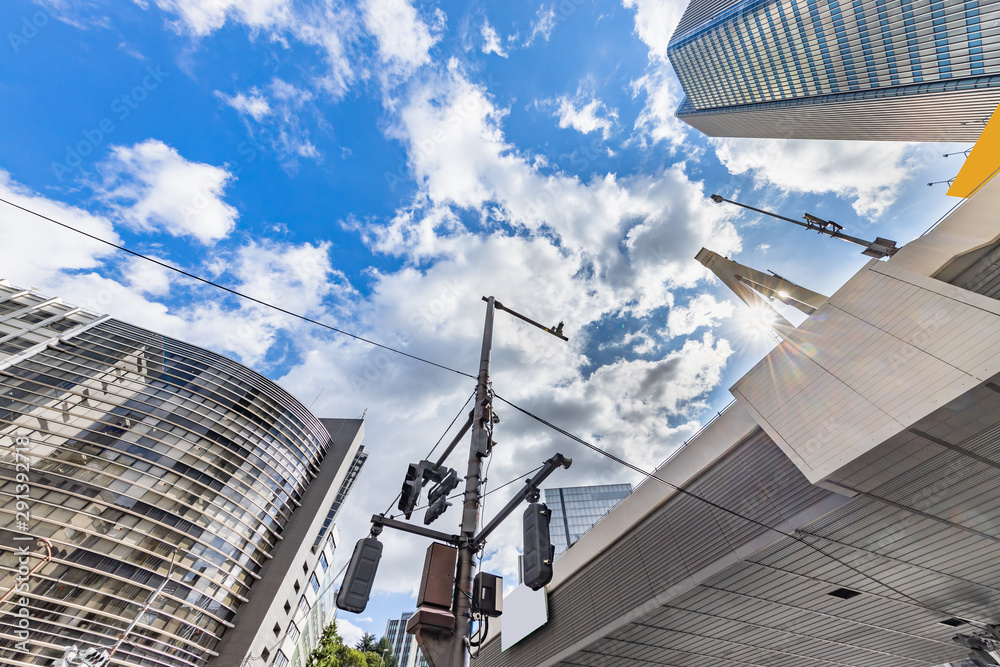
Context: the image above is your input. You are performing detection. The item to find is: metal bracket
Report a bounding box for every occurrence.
[372,515,461,546]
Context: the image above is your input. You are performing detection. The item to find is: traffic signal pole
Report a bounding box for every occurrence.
[449,296,496,667]
[340,296,570,667]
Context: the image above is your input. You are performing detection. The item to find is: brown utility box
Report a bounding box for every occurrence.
[417,542,457,609]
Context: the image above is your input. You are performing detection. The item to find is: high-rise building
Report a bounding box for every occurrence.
[0,280,366,667]
[543,484,632,556]
[667,0,1000,141]
[385,612,428,667]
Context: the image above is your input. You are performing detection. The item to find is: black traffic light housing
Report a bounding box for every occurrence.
[522,502,554,590]
[424,468,460,525]
[336,537,383,613]
[398,463,423,519]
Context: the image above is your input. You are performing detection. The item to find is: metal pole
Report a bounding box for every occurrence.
[450,297,495,667]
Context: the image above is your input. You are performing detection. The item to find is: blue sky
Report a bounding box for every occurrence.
[0,0,973,644]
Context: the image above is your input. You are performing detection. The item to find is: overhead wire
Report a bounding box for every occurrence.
[382,389,476,518]
[0,196,476,381]
[492,392,987,627]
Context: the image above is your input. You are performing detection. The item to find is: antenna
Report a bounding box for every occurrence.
[709,194,898,258]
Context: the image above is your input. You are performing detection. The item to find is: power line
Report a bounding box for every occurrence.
[382,390,476,517]
[0,197,476,381]
[492,392,984,626]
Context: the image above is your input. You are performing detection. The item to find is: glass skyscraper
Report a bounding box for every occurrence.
[667,0,1000,141]
[0,280,366,667]
[543,484,632,556]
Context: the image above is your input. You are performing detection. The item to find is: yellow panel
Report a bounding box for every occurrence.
[948,103,1000,198]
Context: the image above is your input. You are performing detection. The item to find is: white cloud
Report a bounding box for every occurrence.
[145,0,294,36]
[630,69,688,146]
[336,617,366,646]
[0,170,120,287]
[622,0,691,146]
[363,0,439,78]
[215,88,271,121]
[126,255,173,296]
[622,0,684,60]
[555,95,617,139]
[667,293,735,337]
[147,0,360,98]
[526,4,556,45]
[97,139,238,244]
[481,20,506,57]
[216,79,320,166]
[712,138,915,217]
[387,69,741,315]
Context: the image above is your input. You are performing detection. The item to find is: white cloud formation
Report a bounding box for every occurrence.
[146,0,293,36]
[146,0,360,98]
[0,170,120,287]
[97,139,238,244]
[712,138,915,217]
[363,0,440,78]
[216,79,320,167]
[622,0,691,146]
[630,69,688,146]
[383,69,741,314]
[526,4,556,45]
[481,20,506,57]
[622,0,683,60]
[215,88,271,121]
[337,617,367,646]
[667,293,735,337]
[555,95,617,139]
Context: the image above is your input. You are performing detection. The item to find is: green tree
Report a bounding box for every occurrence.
[355,633,378,653]
[306,620,373,667]
[373,637,398,667]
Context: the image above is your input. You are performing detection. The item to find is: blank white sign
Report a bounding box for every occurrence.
[501,583,548,651]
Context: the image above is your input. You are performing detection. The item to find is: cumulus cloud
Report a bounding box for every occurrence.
[555,95,617,139]
[667,293,735,337]
[363,0,440,78]
[630,69,688,146]
[712,138,915,217]
[0,170,120,287]
[623,0,691,146]
[97,139,238,244]
[622,0,684,59]
[481,19,506,57]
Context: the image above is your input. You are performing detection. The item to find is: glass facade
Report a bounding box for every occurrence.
[543,484,633,556]
[385,613,428,667]
[667,0,1000,140]
[0,282,351,667]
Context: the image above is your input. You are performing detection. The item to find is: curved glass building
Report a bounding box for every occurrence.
[0,280,365,667]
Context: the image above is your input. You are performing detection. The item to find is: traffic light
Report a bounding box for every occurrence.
[424,468,460,525]
[522,502,554,590]
[336,537,383,613]
[398,463,423,519]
